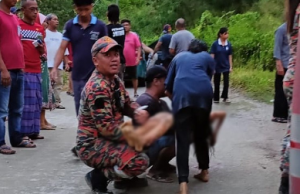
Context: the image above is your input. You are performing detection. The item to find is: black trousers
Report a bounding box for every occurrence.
[175,107,211,184]
[214,71,230,101]
[273,69,288,119]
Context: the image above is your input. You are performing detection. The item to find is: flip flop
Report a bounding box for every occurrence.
[41,126,56,130]
[56,105,66,109]
[29,134,44,140]
[22,137,34,144]
[15,140,36,148]
[0,145,16,154]
[146,174,173,183]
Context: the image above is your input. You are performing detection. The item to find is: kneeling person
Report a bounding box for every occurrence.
[76,37,173,193]
[135,66,176,183]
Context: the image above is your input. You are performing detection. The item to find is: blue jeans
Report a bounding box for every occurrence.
[146,135,175,164]
[73,80,87,116]
[0,70,24,147]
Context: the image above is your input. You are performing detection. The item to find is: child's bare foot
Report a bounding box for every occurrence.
[194,170,209,182]
[179,182,188,194]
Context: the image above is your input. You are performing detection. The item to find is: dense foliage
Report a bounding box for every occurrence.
[33,0,284,70]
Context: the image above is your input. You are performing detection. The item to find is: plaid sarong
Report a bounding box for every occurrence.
[21,73,42,136]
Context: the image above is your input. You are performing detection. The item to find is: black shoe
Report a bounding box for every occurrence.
[85,170,112,194]
[71,147,78,157]
[114,177,148,190]
[279,176,289,194]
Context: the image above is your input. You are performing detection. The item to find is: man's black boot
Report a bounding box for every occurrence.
[85,169,112,194]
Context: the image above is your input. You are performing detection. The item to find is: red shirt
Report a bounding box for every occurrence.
[0,10,24,70]
[19,19,45,73]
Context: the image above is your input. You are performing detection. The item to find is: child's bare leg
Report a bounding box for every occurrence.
[121,112,173,152]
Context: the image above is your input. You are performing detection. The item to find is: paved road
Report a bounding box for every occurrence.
[0,87,285,194]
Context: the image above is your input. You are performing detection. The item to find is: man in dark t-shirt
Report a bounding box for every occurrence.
[152,24,173,69]
[106,4,126,80]
[135,66,175,183]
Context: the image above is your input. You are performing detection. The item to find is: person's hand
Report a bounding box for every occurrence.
[36,44,45,54]
[135,58,140,65]
[230,67,233,72]
[65,64,70,71]
[134,109,149,125]
[130,102,140,110]
[50,68,58,82]
[276,62,284,76]
[0,69,11,87]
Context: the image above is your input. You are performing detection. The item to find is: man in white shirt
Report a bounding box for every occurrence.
[45,14,69,109]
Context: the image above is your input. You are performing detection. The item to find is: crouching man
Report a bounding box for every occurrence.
[135,66,176,183]
[75,36,173,194]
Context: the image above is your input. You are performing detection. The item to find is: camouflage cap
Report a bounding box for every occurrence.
[91,36,122,56]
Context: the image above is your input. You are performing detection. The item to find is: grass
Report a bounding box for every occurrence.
[230,67,275,103]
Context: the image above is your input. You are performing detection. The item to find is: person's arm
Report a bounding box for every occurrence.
[50,22,70,80]
[210,111,226,146]
[152,37,163,57]
[87,84,125,142]
[142,43,153,54]
[169,36,176,56]
[0,51,11,87]
[210,42,216,58]
[165,58,177,99]
[274,28,284,75]
[207,56,216,80]
[135,36,142,65]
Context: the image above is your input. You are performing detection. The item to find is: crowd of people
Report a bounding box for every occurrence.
[2,0,296,194]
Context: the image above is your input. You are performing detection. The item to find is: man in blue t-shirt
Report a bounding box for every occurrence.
[50,0,107,116]
[152,24,173,69]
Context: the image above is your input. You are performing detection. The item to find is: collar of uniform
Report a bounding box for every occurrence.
[73,14,97,25]
[218,38,228,46]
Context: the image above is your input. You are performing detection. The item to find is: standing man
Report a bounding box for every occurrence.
[169,18,194,56]
[272,23,290,123]
[152,24,173,69]
[50,0,107,116]
[106,4,126,80]
[121,19,141,98]
[19,0,45,144]
[45,13,69,109]
[0,0,29,154]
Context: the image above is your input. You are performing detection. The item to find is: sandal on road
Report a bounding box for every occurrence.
[22,137,34,144]
[16,140,36,148]
[146,173,173,183]
[29,134,44,140]
[40,126,56,130]
[0,145,16,154]
[56,104,65,109]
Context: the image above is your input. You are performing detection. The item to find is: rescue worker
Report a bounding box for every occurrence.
[75,36,173,193]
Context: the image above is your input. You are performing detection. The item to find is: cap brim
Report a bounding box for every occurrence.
[100,44,122,53]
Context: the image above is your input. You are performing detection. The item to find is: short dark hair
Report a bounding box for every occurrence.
[188,39,208,53]
[73,0,94,6]
[45,13,57,22]
[107,4,120,23]
[217,27,228,39]
[20,0,36,7]
[121,19,131,24]
[145,66,167,88]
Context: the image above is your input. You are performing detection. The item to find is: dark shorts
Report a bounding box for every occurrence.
[146,135,175,163]
[125,66,138,79]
